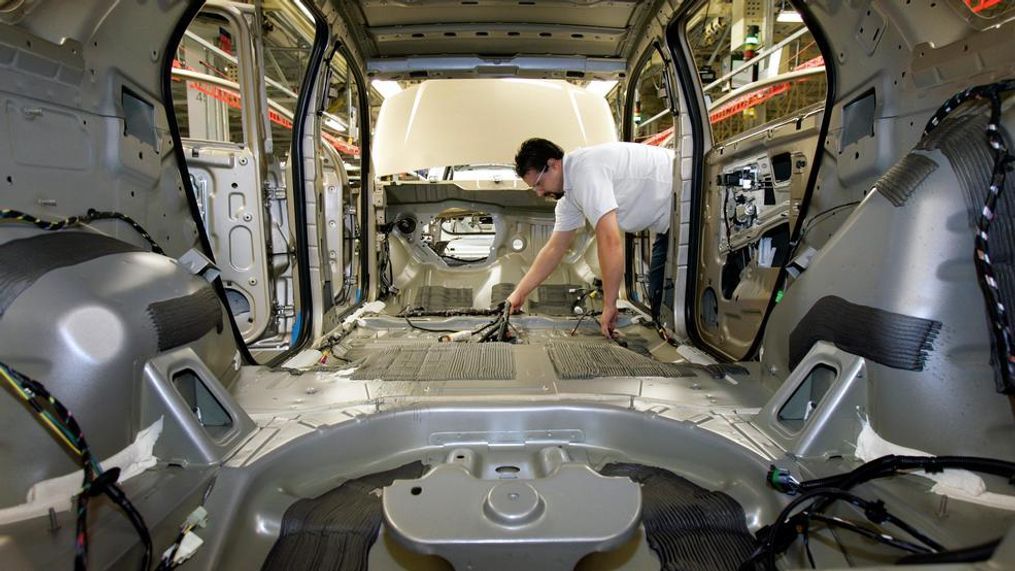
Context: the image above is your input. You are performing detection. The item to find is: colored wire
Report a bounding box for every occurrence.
[0,361,152,570]
[921,80,1015,393]
[0,208,165,255]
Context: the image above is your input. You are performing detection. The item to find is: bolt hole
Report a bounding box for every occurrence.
[6,176,12,184]
[854,151,860,160]
[26,40,32,48]
[495,465,520,475]
[231,182,238,188]
[138,152,143,160]
[455,455,465,459]
[411,486,422,496]
[130,191,135,197]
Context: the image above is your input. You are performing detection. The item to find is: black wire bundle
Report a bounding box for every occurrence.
[922,79,1015,393]
[748,453,1015,569]
[739,488,943,570]
[399,306,502,318]
[0,361,152,570]
[0,208,165,254]
[473,301,514,342]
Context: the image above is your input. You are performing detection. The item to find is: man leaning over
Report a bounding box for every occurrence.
[506,138,675,338]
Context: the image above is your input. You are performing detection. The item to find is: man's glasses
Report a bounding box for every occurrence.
[530,165,548,191]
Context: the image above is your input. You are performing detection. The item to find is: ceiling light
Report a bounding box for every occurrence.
[371,79,402,99]
[586,80,618,97]
[777,10,803,23]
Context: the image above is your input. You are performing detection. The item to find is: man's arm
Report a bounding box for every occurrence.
[506,229,576,310]
[595,210,624,337]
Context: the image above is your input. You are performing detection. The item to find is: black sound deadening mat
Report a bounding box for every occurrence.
[261,462,426,571]
[600,463,757,571]
[547,342,696,379]
[788,295,941,371]
[490,283,515,308]
[408,285,474,312]
[350,342,515,381]
[262,461,755,570]
[529,284,583,315]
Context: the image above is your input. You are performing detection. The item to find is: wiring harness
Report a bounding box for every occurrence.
[0,361,153,570]
[403,301,517,343]
[922,79,1015,393]
[0,208,165,255]
[743,454,1015,569]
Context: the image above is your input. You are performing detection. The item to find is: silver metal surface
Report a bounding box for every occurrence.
[755,342,867,459]
[383,447,641,571]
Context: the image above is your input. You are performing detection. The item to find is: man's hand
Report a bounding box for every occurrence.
[600,302,618,338]
[506,290,526,313]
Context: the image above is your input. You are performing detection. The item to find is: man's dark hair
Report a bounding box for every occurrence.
[514,138,564,178]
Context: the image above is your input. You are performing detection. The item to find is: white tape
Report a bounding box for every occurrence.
[0,417,163,525]
[856,420,1015,511]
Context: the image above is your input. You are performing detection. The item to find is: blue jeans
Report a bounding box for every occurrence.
[649,232,668,321]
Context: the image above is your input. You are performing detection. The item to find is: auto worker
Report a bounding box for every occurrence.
[507,138,675,338]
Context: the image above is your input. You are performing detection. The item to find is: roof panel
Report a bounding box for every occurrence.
[359,0,640,28]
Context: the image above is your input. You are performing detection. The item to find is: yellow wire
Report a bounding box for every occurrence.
[1,368,83,456]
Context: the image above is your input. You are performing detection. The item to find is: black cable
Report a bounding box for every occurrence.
[1,208,165,254]
[740,488,942,571]
[796,201,861,242]
[802,516,816,568]
[570,311,597,335]
[399,307,501,318]
[404,317,459,334]
[808,514,931,555]
[895,537,1002,565]
[722,185,733,251]
[795,454,1015,498]
[497,300,511,341]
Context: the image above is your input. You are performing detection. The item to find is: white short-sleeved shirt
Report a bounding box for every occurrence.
[553,142,675,234]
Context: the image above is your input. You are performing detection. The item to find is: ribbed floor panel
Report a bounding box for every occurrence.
[350,342,516,381]
[547,342,696,379]
[409,286,474,312]
[529,284,583,315]
[261,462,427,571]
[600,463,757,571]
